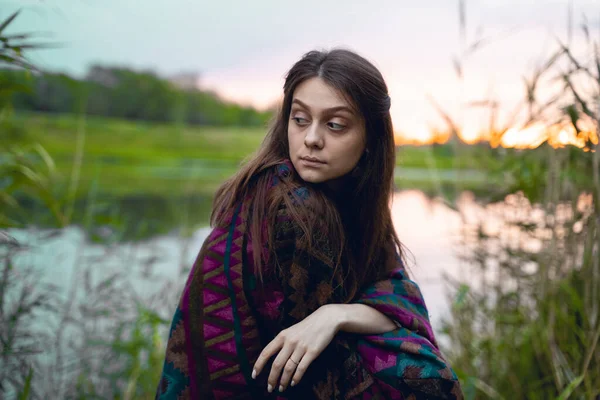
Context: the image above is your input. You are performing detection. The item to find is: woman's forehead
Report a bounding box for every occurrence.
[292,77,357,115]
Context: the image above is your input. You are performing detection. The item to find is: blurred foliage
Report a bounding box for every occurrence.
[0,9,173,400]
[0,66,272,127]
[0,142,66,227]
[440,3,600,399]
[0,238,60,399]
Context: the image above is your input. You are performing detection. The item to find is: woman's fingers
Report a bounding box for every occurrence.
[252,318,332,393]
[291,348,318,387]
[252,336,283,379]
[266,343,294,392]
[278,348,304,391]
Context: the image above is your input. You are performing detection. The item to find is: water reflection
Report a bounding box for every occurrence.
[391,190,465,328]
[10,189,472,333]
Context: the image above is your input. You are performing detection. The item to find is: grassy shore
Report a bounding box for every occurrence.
[4,112,489,198]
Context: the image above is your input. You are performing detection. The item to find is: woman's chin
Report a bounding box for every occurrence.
[297,168,329,184]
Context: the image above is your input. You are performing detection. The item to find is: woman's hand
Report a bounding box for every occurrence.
[252,304,341,393]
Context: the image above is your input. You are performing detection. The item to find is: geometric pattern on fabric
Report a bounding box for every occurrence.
[156,160,464,399]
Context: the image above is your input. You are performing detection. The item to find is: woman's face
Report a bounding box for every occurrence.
[288,77,366,184]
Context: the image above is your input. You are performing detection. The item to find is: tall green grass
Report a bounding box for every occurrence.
[439,2,599,398]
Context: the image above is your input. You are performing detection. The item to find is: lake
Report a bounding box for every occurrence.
[8,189,477,336]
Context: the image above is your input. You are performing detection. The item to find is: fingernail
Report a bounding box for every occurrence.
[267,384,273,393]
[279,385,284,392]
[291,380,296,387]
[252,369,256,379]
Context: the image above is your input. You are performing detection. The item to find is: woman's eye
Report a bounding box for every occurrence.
[327,122,346,131]
[292,117,309,125]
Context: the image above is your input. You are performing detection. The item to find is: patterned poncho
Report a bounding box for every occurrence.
[156,162,463,399]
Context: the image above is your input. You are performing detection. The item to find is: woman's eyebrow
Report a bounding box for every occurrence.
[292,98,354,115]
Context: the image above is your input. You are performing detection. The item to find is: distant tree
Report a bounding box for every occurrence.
[2,64,272,127]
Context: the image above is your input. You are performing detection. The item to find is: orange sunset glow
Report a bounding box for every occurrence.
[394,121,598,150]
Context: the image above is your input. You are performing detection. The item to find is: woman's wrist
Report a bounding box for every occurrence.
[321,303,349,332]
[323,303,397,335]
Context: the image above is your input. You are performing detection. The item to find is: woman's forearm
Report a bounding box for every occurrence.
[327,303,397,335]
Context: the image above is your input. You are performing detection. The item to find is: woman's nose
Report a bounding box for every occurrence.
[304,123,324,149]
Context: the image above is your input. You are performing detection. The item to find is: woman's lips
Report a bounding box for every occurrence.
[300,157,326,167]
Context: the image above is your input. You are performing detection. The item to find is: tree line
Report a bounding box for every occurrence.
[1,66,273,127]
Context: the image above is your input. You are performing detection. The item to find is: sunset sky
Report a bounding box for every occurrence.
[4,0,598,144]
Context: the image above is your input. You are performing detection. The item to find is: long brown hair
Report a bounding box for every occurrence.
[211,48,404,301]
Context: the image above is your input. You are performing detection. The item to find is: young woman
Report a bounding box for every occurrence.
[156,49,463,399]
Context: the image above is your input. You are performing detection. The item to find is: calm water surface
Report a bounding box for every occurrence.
[9,190,475,332]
